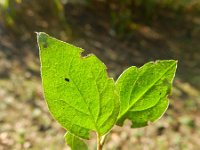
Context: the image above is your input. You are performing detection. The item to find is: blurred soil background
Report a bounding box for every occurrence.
[0,0,200,149]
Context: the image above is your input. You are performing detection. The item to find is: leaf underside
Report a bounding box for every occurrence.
[116,60,177,127]
[37,32,119,139]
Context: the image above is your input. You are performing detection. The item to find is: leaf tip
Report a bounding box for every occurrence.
[36,32,49,49]
[37,32,48,41]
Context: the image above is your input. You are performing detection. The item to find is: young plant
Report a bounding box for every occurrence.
[37,32,177,150]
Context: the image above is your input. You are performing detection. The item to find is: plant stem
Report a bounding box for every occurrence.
[97,132,109,150]
[100,134,107,147]
[97,133,102,150]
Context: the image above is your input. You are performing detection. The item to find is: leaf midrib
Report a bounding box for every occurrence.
[68,56,99,132]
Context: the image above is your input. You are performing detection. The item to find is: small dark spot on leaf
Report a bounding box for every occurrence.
[43,43,48,48]
[153,60,158,64]
[65,78,70,82]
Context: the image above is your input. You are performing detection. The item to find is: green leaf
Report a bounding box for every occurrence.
[37,32,119,139]
[65,132,88,150]
[116,60,177,127]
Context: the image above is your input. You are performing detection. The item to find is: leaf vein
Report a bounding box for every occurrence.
[68,57,98,131]
[118,62,175,119]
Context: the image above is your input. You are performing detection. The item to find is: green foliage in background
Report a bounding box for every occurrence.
[0,0,69,34]
[37,32,177,150]
[106,0,200,35]
[1,0,200,36]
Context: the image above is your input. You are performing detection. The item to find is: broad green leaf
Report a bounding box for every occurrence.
[116,60,177,127]
[37,32,119,139]
[65,132,88,150]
